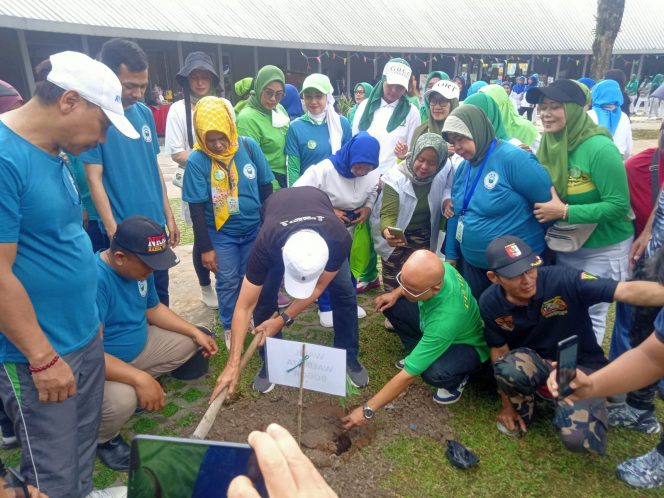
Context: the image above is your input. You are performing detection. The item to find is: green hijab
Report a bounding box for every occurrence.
[420,71,451,121]
[247,65,286,116]
[575,81,592,107]
[463,93,510,141]
[398,132,447,186]
[358,58,414,133]
[348,82,373,125]
[442,104,496,164]
[479,84,538,146]
[234,77,253,98]
[626,74,639,95]
[536,102,612,199]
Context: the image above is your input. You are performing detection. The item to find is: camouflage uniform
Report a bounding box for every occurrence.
[381,226,430,291]
[494,347,608,454]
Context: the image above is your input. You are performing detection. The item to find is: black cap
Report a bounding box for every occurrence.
[176,51,220,88]
[112,216,179,271]
[486,235,542,278]
[525,79,586,106]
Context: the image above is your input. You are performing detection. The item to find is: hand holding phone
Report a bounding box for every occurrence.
[385,226,407,247]
[556,335,578,398]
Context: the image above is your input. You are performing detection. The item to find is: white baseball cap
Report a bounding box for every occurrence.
[383,60,412,90]
[47,51,139,139]
[282,229,329,299]
[424,80,460,101]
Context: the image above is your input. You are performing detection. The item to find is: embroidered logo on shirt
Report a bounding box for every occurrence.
[505,243,522,258]
[484,171,499,190]
[541,296,568,318]
[495,315,515,332]
[307,140,317,150]
[580,272,598,280]
[243,163,256,180]
[142,125,152,143]
[138,280,148,298]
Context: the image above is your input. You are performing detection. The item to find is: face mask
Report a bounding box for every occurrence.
[602,104,617,111]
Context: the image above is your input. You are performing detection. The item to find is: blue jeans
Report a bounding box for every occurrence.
[384,297,482,389]
[317,273,356,313]
[609,301,631,360]
[254,259,360,367]
[209,226,259,329]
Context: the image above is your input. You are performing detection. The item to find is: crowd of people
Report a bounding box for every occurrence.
[1,35,664,497]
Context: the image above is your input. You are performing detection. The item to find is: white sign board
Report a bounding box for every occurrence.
[265,337,347,396]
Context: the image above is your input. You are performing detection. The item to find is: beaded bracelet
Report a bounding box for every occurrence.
[28,354,60,373]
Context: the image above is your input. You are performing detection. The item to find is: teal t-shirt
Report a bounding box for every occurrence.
[68,153,98,221]
[79,102,164,231]
[182,137,274,236]
[0,122,99,362]
[96,253,159,363]
[404,263,489,376]
[566,135,634,247]
[285,115,352,181]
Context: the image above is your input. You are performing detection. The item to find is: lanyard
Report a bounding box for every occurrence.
[460,139,497,217]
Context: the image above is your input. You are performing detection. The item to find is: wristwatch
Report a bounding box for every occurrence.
[363,403,375,420]
[279,311,294,327]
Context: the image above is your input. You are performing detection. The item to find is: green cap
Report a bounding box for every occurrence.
[301,73,333,95]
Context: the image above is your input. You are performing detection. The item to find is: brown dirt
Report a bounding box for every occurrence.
[205,382,455,497]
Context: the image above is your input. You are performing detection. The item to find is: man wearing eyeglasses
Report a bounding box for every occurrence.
[479,235,664,455]
[342,250,488,429]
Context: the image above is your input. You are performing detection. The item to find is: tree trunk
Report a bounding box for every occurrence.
[589,0,625,80]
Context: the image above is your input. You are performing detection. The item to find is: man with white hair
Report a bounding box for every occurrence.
[0,51,137,497]
[212,186,368,396]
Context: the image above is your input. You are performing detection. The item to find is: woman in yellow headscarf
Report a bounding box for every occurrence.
[183,96,275,349]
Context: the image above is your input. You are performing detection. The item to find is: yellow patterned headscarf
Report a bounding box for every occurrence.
[193,97,239,230]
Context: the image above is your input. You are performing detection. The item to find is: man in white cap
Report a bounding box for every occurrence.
[0,51,137,497]
[81,38,179,306]
[352,57,421,175]
[211,186,369,396]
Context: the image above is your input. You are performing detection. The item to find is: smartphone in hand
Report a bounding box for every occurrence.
[556,335,578,398]
[387,226,407,244]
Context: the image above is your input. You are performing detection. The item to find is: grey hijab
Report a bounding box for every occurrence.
[398,132,447,186]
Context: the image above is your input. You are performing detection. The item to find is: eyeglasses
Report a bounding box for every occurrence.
[355,89,365,94]
[262,88,284,100]
[429,98,451,107]
[396,271,440,298]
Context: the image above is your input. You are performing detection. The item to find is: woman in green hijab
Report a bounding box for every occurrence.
[442,104,552,299]
[420,71,451,121]
[348,82,372,127]
[237,65,290,189]
[407,79,460,150]
[479,84,540,150]
[528,79,633,345]
[626,74,639,113]
[233,77,253,113]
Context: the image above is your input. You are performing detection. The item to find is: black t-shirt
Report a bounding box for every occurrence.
[245,186,352,286]
[655,308,664,344]
[479,266,617,371]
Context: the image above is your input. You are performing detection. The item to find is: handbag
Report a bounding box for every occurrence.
[545,221,597,253]
[172,166,185,188]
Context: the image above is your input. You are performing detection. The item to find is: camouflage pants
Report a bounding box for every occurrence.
[494,347,608,455]
[381,226,431,291]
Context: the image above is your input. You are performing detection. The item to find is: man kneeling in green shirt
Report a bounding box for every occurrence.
[342,250,488,428]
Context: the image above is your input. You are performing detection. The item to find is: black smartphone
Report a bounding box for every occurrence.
[128,435,266,498]
[556,335,579,398]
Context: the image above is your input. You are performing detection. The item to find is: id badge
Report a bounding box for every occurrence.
[227,196,240,214]
[455,218,464,243]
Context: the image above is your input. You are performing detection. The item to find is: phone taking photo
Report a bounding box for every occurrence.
[556,335,579,398]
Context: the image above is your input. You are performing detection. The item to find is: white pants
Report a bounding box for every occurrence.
[556,237,632,346]
[634,96,650,114]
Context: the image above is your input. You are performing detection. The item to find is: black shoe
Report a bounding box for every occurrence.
[97,435,131,472]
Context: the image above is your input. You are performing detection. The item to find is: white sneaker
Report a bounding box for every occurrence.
[223,329,232,351]
[357,306,367,319]
[200,285,218,309]
[87,487,127,498]
[384,318,395,331]
[319,310,333,328]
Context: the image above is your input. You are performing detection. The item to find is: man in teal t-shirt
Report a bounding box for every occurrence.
[342,250,488,429]
[80,38,179,305]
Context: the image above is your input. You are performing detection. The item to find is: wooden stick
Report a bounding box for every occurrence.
[297,343,307,446]
[192,329,266,440]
